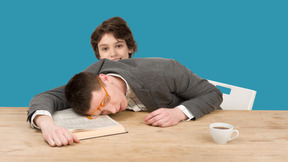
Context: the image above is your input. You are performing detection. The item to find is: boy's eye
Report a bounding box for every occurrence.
[116,44,123,48]
[102,47,108,51]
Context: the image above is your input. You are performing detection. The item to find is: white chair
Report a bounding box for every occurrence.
[208,80,257,110]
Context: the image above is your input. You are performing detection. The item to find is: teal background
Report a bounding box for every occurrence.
[0,0,287,110]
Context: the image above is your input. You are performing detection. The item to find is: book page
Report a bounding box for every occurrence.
[53,108,121,130]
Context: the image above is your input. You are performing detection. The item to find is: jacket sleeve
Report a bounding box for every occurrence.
[27,85,69,122]
[164,59,223,119]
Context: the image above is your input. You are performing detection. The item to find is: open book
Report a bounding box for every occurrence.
[53,108,127,140]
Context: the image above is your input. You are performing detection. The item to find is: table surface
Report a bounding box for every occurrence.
[0,107,287,162]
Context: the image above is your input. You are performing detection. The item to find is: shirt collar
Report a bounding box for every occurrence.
[106,73,130,97]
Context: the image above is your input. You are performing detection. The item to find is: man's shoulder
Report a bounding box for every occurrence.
[84,58,181,73]
[120,57,176,64]
[130,57,174,61]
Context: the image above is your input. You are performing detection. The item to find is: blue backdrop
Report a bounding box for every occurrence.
[1,0,287,110]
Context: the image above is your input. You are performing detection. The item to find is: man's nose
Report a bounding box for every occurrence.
[109,107,118,114]
[102,105,118,114]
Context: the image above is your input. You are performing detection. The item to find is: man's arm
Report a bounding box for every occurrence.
[164,59,223,119]
[143,59,222,127]
[27,61,103,146]
[27,85,69,121]
[27,85,80,146]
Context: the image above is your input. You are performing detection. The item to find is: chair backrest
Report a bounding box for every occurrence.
[208,80,257,110]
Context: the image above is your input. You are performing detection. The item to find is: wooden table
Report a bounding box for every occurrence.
[0,107,287,162]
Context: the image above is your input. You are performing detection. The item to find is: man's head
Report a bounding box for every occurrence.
[65,72,128,117]
[91,17,137,60]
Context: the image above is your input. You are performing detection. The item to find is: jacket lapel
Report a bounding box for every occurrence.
[121,73,158,111]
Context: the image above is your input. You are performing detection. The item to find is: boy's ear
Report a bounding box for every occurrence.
[128,48,133,54]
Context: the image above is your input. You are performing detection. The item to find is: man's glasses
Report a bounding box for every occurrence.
[86,76,111,119]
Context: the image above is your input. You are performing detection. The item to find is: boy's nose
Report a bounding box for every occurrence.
[110,48,118,57]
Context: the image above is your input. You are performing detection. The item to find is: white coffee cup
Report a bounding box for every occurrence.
[209,123,239,144]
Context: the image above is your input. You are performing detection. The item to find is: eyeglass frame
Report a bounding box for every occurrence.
[86,76,111,119]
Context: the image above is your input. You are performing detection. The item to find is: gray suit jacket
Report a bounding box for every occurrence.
[27,58,222,122]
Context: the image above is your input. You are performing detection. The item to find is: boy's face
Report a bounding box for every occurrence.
[98,33,132,60]
[87,77,128,116]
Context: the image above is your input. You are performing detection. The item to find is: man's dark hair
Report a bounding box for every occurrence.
[91,17,138,59]
[65,72,101,115]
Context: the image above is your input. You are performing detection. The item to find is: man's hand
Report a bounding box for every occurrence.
[144,107,188,127]
[34,115,80,147]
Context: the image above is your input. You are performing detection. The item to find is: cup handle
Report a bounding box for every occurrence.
[229,130,239,141]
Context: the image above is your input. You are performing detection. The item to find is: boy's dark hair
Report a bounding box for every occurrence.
[91,17,138,59]
[65,72,101,115]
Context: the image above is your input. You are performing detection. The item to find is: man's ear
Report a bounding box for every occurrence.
[99,74,112,84]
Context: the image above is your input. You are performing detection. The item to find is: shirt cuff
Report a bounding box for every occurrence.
[31,110,52,129]
[177,105,194,121]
